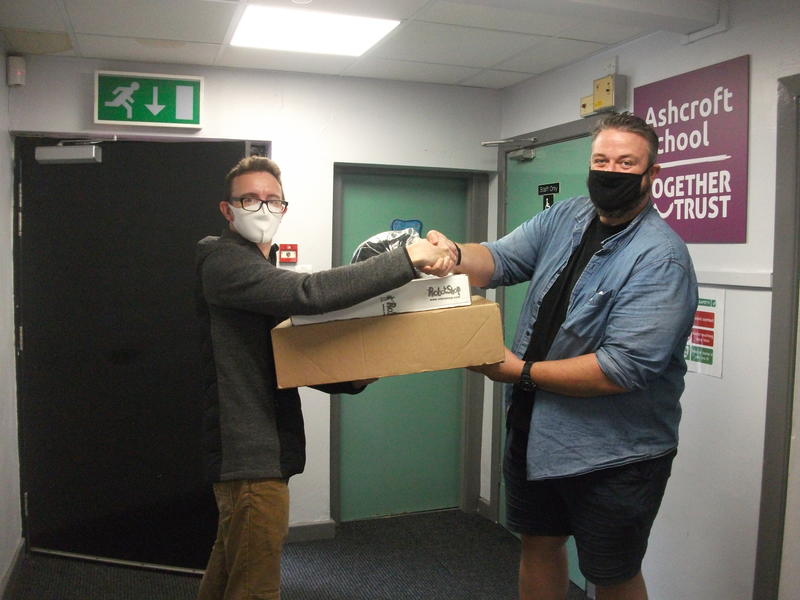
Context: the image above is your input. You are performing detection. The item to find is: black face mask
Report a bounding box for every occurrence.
[587,169,649,218]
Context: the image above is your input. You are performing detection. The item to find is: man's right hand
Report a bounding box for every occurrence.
[405,239,454,275]
[415,230,459,276]
[426,230,459,263]
[425,230,496,287]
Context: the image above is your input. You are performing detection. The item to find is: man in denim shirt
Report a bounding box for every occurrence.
[428,113,697,600]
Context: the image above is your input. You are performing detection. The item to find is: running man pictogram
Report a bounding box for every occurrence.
[104,81,140,119]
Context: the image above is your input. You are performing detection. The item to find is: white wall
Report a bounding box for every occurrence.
[0,48,23,588]
[499,0,799,597]
[7,56,500,528]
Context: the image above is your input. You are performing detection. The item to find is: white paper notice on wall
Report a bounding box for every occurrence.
[685,286,725,377]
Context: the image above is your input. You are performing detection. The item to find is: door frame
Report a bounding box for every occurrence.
[486,117,603,525]
[754,73,800,599]
[330,164,490,521]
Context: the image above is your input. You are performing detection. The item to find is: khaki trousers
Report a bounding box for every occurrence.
[197,479,289,600]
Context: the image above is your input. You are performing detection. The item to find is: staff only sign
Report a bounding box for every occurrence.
[634,56,749,243]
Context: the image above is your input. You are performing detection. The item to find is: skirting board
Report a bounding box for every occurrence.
[287,520,336,543]
[0,538,25,598]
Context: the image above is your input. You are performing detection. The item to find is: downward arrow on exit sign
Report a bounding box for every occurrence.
[146,88,165,116]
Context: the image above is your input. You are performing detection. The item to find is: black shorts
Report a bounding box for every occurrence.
[503,427,675,586]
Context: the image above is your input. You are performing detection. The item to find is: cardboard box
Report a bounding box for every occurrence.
[272,296,504,389]
[290,274,470,325]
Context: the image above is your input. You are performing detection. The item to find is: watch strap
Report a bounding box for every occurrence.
[518,360,537,392]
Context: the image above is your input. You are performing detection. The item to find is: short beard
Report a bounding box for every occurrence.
[592,177,652,220]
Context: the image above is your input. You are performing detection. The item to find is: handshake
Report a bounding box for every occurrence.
[404,230,460,277]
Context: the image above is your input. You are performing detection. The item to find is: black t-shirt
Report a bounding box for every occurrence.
[507,215,629,432]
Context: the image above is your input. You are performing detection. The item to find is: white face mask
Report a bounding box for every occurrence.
[229,204,282,245]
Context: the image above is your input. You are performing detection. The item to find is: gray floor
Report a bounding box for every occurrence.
[4,510,587,599]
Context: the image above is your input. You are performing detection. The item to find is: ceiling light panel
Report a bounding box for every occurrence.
[253,0,429,21]
[231,5,400,56]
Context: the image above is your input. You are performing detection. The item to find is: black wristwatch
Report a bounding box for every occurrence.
[518,360,537,392]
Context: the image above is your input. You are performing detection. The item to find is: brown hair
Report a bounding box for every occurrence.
[224,156,284,200]
[592,111,659,167]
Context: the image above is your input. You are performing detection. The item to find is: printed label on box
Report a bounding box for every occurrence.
[291,274,470,325]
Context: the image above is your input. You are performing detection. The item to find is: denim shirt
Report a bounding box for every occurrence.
[485,196,698,480]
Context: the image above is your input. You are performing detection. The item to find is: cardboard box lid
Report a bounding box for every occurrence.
[272,296,504,389]
[290,273,471,326]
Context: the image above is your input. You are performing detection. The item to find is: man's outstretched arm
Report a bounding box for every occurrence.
[422,229,496,287]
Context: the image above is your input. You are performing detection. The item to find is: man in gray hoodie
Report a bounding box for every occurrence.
[195,156,451,600]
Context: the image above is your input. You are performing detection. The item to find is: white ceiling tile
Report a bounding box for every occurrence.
[576,0,719,34]
[446,0,719,34]
[458,69,533,89]
[65,0,236,43]
[0,0,67,31]
[2,29,74,55]
[217,46,356,75]
[372,21,538,69]
[417,1,577,36]
[76,34,221,65]
[344,57,480,85]
[558,20,651,44]
[497,37,604,74]
[248,0,430,20]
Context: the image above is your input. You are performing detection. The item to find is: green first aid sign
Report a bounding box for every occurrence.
[95,71,203,128]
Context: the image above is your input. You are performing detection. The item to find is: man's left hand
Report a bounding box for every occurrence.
[468,347,522,383]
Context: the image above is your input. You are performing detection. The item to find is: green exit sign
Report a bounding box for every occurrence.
[94,71,203,128]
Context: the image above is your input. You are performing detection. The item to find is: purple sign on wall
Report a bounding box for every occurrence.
[634,55,749,243]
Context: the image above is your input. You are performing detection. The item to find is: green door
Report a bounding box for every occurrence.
[502,136,592,590]
[337,172,468,521]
